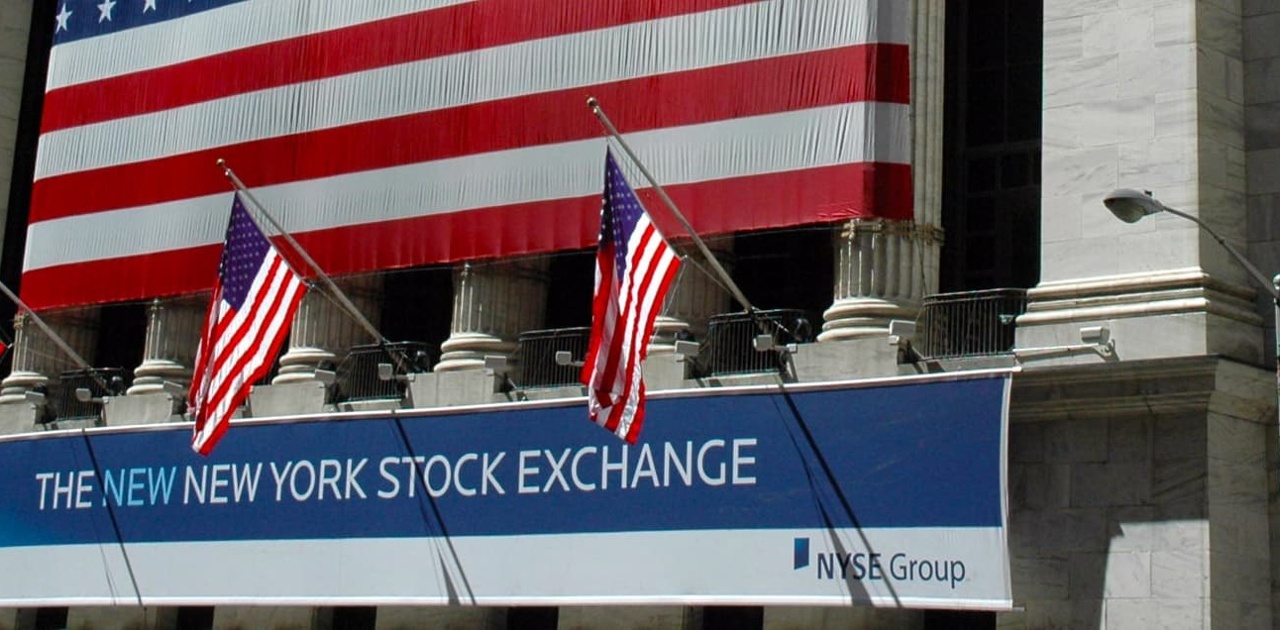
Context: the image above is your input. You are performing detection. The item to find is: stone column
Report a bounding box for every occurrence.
[127,297,204,395]
[0,309,99,402]
[821,0,945,341]
[649,238,734,355]
[274,275,383,384]
[435,259,550,372]
[1018,0,1258,364]
[821,220,943,341]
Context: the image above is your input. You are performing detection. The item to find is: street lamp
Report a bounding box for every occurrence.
[1104,187,1280,435]
[1103,188,1280,302]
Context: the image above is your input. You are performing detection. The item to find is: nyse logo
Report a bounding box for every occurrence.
[793,537,809,570]
[794,536,969,589]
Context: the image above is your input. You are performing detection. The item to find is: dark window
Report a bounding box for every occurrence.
[702,606,763,630]
[95,302,147,375]
[544,249,594,329]
[174,606,215,630]
[506,606,558,630]
[923,609,996,630]
[330,606,377,630]
[380,265,454,359]
[732,228,833,329]
[942,0,1044,291]
[30,607,68,630]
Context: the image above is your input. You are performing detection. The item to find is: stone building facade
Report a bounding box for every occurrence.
[0,0,1277,629]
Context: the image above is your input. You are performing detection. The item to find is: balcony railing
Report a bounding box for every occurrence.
[699,309,813,377]
[517,327,591,388]
[914,289,1028,360]
[335,342,434,403]
[52,368,129,424]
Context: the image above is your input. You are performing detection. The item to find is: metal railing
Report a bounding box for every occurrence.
[915,289,1028,359]
[52,368,129,424]
[335,342,434,403]
[699,309,813,377]
[517,327,592,388]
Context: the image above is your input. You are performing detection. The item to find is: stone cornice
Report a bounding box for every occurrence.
[1010,356,1275,424]
[1018,268,1262,327]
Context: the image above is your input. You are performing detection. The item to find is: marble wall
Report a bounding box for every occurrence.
[0,0,30,252]
[1021,0,1264,366]
[1244,0,1280,355]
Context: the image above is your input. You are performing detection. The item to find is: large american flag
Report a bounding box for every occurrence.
[581,151,681,443]
[189,195,306,455]
[26,0,910,310]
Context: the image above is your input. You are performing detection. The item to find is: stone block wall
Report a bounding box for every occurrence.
[0,0,30,249]
[1004,358,1273,629]
[1245,0,1280,358]
[1025,0,1264,366]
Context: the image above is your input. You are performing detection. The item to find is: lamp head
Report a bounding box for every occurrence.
[1104,188,1167,223]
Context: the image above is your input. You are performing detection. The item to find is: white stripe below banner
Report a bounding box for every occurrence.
[0,528,1011,609]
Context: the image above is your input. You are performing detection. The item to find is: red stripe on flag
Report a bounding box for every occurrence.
[605,225,681,442]
[595,224,664,435]
[624,258,680,444]
[31,45,909,222]
[199,257,297,415]
[41,0,766,132]
[20,163,911,309]
[191,250,305,456]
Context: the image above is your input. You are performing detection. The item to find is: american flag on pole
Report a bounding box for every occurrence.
[26,0,910,311]
[189,195,306,456]
[581,151,682,443]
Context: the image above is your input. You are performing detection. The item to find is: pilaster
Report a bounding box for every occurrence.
[274,275,383,384]
[0,309,98,402]
[435,259,550,373]
[820,219,942,340]
[128,297,204,394]
[820,0,944,341]
[1024,0,1259,364]
[0,0,30,251]
[0,310,99,434]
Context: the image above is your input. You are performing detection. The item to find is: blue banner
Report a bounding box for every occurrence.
[0,373,1012,609]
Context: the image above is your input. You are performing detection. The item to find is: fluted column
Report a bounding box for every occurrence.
[820,220,943,340]
[650,238,734,355]
[274,275,383,384]
[127,297,204,395]
[0,309,99,403]
[820,0,945,341]
[435,259,550,372]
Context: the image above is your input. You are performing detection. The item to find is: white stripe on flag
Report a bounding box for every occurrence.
[25,103,909,272]
[36,0,899,179]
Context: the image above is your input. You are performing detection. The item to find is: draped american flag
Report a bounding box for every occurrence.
[27,0,911,311]
[581,151,681,443]
[189,195,306,455]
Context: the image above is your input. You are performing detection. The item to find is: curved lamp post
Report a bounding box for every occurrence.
[1104,188,1280,444]
[1104,189,1280,301]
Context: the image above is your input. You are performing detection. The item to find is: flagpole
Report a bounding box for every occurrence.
[586,97,756,315]
[216,160,389,348]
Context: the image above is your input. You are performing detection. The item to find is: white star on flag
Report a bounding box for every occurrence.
[54,4,72,32]
[143,0,158,12]
[98,0,117,22]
